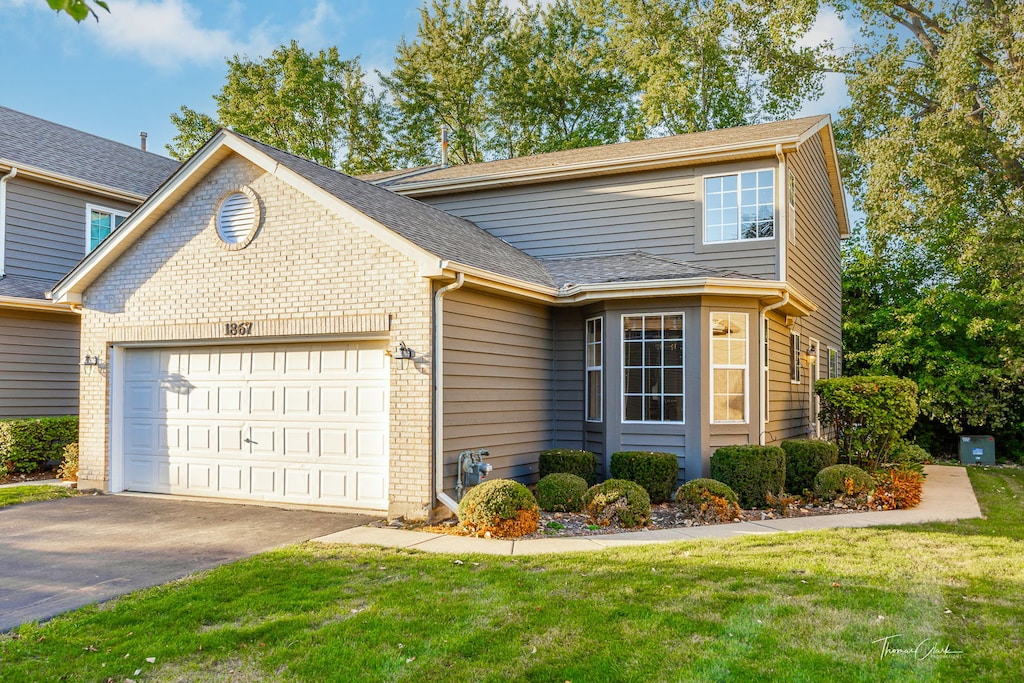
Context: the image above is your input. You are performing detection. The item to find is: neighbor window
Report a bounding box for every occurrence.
[828,347,840,378]
[586,317,603,422]
[87,205,128,252]
[623,313,684,423]
[704,169,775,243]
[791,332,802,382]
[712,312,748,423]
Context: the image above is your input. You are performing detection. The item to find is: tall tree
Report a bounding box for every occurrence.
[605,0,828,135]
[167,42,395,174]
[836,0,1024,440]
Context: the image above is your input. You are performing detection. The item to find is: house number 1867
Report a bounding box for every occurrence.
[224,322,254,336]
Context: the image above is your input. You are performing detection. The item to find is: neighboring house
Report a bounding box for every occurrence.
[0,105,179,419]
[51,115,849,520]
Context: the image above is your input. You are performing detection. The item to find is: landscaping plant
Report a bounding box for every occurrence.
[609,450,678,503]
[781,439,838,494]
[674,478,740,524]
[813,464,875,502]
[57,442,79,483]
[535,472,588,513]
[583,479,650,528]
[457,479,538,538]
[538,449,598,485]
[0,416,78,474]
[873,465,924,510]
[709,445,786,508]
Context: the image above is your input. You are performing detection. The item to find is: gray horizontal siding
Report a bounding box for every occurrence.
[552,309,585,451]
[419,166,778,278]
[620,426,687,482]
[442,288,554,497]
[4,177,136,281]
[0,308,79,418]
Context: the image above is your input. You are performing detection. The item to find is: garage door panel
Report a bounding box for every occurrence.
[122,342,389,509]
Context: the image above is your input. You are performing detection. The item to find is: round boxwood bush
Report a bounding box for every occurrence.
[536,472,588,512]
[814,464,874,501]
[539,449,598,485]
[781,439,838,495]
[888,441,931,471]
[609,451,679,504]
[582,479,650,528]
[674,478,741,524]
[709,445,786,508]
[457,478,539,537]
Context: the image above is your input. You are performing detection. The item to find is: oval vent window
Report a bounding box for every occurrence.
[216,192,256,245]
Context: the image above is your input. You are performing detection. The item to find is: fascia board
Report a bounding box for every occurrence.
[0,158,149,203]
[0,296,78,314]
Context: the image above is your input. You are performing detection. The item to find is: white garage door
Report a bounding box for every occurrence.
[119,341,389,509]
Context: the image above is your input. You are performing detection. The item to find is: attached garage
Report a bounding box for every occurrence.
[115,341,389,509]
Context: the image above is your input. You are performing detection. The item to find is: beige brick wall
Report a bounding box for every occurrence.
[78,154,435,519]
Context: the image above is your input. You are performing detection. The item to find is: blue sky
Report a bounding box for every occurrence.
[0,0,858,160]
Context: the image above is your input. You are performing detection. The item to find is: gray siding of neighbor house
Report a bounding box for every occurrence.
[4,177,135,281]
[0,308,79,418]
[442,288,554,497]
[766,133,844,444]
[419,163,780,279]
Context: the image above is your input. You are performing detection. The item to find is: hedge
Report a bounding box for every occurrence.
[609,451,679,503]
[781,439,838,494]
[539,449,598,485]
[0,415,79,475]
[536,473,588,512]
[709,445,786,509]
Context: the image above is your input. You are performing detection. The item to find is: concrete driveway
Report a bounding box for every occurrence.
[0,493,375,632]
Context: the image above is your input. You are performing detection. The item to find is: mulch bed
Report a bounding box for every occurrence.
[0,468,63,486]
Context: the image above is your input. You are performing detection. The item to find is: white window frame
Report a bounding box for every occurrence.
[791,332,802,383]
[703,168,776,244]
[808,338,821,436]
[787,169,797,245]
[585,316,603,422]
[828,347,841,378]
[621,312,685,424]
[711,311,749,424]
[86,204,129,253]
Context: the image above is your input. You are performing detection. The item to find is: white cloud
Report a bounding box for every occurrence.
[795,9,860,117]
[84,0,270,70]
[291,0,344,47]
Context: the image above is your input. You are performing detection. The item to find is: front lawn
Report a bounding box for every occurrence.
[1,467,1021,682]
[0,484,74,508]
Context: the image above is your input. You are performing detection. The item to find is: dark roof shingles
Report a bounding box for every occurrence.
[0,274,54,301]
[540,253,755,291]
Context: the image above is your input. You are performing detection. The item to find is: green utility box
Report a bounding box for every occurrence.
[958,435,995,465]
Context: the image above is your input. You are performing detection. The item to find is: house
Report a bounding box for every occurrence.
[0,105,179,419]
[50,115,848,520]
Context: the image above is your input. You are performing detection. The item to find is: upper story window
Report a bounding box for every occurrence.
[87,205,128,252]
[704,169,775,243]
[623,313,684,423]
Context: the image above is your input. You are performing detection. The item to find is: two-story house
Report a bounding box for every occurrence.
[0,105,179,418]
[50,115,849,520]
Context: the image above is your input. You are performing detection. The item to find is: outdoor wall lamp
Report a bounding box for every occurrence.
[81,353,105,374]
[805,351,817,368]
[395,341,415,360]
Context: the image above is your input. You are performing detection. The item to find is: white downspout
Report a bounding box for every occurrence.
[759,291,790,445]
[775,144,787,282]
[0,167,18,276]
[433,268,465,514]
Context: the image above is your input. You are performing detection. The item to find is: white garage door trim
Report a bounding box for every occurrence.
[109,340,390,510]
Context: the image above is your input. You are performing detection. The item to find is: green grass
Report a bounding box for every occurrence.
[1,467,1021,682]
[0,484,74,508]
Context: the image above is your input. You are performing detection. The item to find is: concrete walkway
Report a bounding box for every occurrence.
[314,465,983,556]
[0,478,66,489]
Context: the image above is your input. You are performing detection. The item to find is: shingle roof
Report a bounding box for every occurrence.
[0,274,54,301]
[237,133,556,288]
[364,116,829,189]
[540,253,755,292]
[0,105,180,197]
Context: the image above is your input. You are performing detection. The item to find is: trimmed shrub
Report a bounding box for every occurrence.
[873,465,924,510]
[816,376,918,471]
[0,416,79,474]
[609,451,679,504]
[888,441,931,472]
[539,449,598,485]
[675,478,741,524]
[457,479,539,538]
[583,479,650,528]
[709,445,786,509]
[57,442,79,483]
[781,439,839,494]
[814,464,874,501]
[536,473,588,512]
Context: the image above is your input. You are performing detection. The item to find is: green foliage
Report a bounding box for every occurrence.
[0,484,75,508]
[0,416,78,475]
[582,479,650,528]
[781,439,839,494]
[675,478,741,525]
[538,449,597,485]
[675,478,739,505]
[887,441,931,473]
[709,445,786,509]
[457,478,538,537]
[816,376,919,471]
[813,464,874,502]
[609,451,679,504]
[536,473,588,512]
[57,442,79,482]
[168,42,394,174]
[46,0,108,22]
